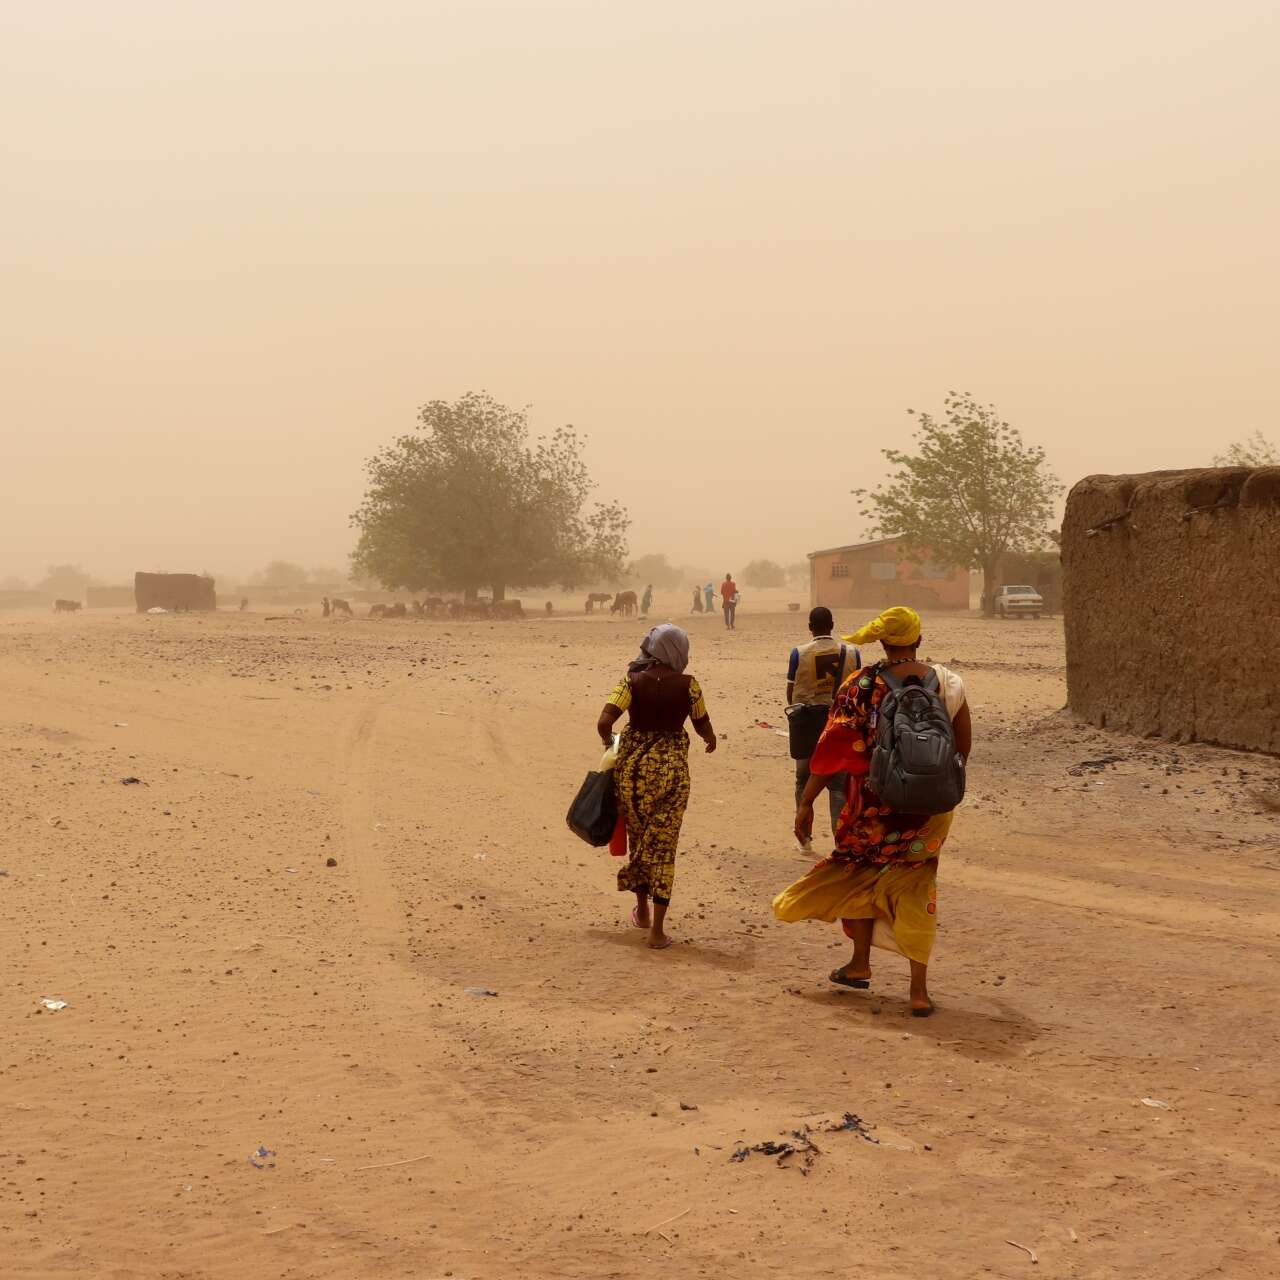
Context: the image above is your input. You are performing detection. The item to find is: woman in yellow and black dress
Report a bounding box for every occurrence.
[597,624,716,949]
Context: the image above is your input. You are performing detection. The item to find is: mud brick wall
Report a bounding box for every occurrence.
[1062,467,1280,753]
[134,572,217,612]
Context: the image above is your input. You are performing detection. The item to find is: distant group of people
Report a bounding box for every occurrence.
[593,603,970,1015]
[687,573,740,629]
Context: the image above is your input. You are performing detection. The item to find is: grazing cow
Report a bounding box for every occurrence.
[463,600,492,620]
[585,592,613,614]
[388,602,408,618]
[424,596,445,618]
[53,599,82,613]
[369,604,387,618]
[493,599,524,620]
[610,590,638,617]
[331,598,353,617]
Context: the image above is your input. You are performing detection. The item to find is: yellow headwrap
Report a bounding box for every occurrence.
[844,605,922,648]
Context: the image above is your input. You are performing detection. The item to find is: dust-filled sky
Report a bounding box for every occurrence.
[3,1,1277,586]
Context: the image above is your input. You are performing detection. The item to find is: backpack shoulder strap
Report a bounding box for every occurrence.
[878,666,904,692]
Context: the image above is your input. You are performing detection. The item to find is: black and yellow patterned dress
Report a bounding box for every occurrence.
[605,670,709,904]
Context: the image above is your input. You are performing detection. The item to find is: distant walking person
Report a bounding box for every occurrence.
[596,624,717,950]
[720,573,739,629]
[690,586,704,614]
[785,607,857,845]
[773,607,971,1017]
[322,596,331,618]
[703,582,714,613]
[641,584,654,617]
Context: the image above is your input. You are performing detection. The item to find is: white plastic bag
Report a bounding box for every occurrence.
[598,733,621,772]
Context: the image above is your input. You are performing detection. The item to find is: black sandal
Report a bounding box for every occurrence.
[829,969,871,990]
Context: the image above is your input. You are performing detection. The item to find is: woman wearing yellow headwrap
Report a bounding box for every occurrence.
[772,607,971,1016]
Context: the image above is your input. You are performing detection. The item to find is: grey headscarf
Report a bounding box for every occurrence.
[630,623,690,674]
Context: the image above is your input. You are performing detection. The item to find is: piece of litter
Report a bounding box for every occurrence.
[1140,1097,1171,1109]
[464,987,498,997]
[474,853,488,861]
[284,868,298,874]
[679,1102,698,1111]
[113,722,128,728]
[248,1145,277,1169]
[121,776,142,785]
[40,998,68,1012]
[1005,1239,1038,1263]
[1068,1227,1079,1242]
[774,729,788,737]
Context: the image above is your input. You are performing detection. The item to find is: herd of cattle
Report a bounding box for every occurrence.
[55,590,640,619]
[329,596,526,621]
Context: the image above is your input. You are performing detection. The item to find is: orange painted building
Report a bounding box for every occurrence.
[808,535,970,612]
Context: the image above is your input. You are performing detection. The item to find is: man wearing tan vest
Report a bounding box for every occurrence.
[785,608,857,848]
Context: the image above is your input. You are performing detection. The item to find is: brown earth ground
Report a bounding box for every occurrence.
[3,599,1279,1280]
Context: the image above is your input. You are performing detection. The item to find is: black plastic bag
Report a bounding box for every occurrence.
[566,769,617,846]
[785,703,830,760]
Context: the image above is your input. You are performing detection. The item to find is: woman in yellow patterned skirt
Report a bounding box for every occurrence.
[773,607,971,1015]
[597,624,717,949]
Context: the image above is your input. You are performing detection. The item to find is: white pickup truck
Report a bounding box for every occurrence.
[994,584,1044,619]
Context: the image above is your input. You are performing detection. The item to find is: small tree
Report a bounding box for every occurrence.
[1212,431,1279,467]
[742,558,786,588]
[626,553,683,590]
[251,560,308,588]
[37,564,95,598]
[352,392,629,601]
[853,393,1060,616]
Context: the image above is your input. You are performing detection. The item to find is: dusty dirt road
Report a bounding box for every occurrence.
[3,603,1279,1279]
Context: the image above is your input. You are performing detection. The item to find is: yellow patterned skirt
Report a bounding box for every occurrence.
[614,729,690,903]
[772,856,941,964]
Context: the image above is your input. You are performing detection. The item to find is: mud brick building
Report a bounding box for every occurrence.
[1062,467,1280,752]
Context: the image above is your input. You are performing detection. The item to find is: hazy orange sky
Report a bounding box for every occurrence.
[4,1,1277,585]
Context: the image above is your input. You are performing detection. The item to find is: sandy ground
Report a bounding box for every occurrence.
[3,599,1280,1280]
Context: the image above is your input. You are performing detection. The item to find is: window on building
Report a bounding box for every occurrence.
[870,561,897,580]
[830,563,850,578]
[919,562,948,579]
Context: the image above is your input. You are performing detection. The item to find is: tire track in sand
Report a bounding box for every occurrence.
[339,696,409,963]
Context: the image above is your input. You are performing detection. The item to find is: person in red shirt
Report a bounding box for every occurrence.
[720,573,739,629]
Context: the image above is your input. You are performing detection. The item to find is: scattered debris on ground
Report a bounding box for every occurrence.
[730,1113,879,1173]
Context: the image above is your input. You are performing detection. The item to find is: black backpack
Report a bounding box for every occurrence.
[866,665,966,816]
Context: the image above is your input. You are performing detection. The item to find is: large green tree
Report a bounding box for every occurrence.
[351,392,629,601]
[853,393,1059,616]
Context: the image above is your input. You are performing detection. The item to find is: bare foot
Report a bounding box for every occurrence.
[647,930,673,950]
